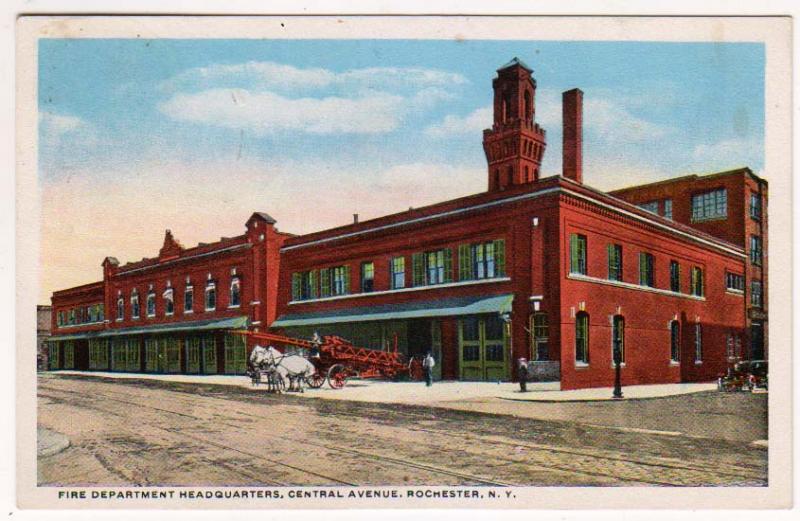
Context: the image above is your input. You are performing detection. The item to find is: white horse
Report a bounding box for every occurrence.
[250,345,315,392]
[249,345,288,392]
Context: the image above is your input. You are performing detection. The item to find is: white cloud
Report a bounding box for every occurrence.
[692,136,763,167]
[39,111,87,145]
[423,106,492,138]
[161,61,467,93]
[159,88,405,134]
[158,61,467,135]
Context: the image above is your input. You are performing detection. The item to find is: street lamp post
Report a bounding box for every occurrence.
[612,345,623,399]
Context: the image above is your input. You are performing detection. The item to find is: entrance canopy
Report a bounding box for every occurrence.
[48,315,249,341]
[272,294,514,328]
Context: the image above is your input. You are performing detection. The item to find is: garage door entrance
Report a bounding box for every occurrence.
[458,315,509,381]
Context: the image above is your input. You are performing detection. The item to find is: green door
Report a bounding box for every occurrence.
[111,339,127,371]
[165,337,181,373]
[458,315,510,381]
[126,338,140,371]
[458,317,482,380]
[224,333,246,374]
[48,342,60,370]
[63,341,75,369]
[89,339,109,370]
[145,338,162,373]
[201,336,218,374]
[186,337,201,374]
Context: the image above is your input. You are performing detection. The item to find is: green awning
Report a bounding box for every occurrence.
[49,316,248,341]
[97,315,249,337]
[272,294,514,328]
[48,333,97,341]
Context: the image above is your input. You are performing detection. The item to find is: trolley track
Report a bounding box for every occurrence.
[39,385,513,486]
[39,378,766,486]
[73,378,762,482]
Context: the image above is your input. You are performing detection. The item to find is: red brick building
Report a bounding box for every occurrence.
[47,57,765,389]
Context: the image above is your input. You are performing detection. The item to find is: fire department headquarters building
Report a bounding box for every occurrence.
[47,58,768,390]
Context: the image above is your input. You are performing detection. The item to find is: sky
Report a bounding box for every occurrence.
[38,39,765,303]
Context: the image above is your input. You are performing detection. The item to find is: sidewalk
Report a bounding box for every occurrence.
[47,370,717,405]
[38,426,70,457]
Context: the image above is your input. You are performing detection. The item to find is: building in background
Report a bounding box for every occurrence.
[45,57,765,390]
[36,305,52,371]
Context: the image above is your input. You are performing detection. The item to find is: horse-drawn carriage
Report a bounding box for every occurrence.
[236,330,424,392]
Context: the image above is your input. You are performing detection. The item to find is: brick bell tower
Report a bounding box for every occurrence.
[483,57,547,191]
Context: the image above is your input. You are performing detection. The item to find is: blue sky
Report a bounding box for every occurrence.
[38,39,764,301]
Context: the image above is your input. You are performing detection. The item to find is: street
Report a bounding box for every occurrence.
[37,374,767,487]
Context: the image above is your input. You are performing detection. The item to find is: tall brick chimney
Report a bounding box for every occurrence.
[562,88,583,184]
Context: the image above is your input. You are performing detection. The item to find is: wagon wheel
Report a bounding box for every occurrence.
[327,364,348,389]
[408,357,424,381]
[306,370,326,389]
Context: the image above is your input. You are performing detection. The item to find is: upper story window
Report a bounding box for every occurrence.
[360,262,374,293]
[184,284,193,313]
[56,311,63,326]
[331,266,350,296]
[691,188,727,222]
[146,289,156,317]
[459,240,506,281]
[116,296,124,321]
[638,201,659,214]
[725,272,745,292]
[639,252,655,287]
[131,289,140,319]
[750,235,763,266]
[229,277,241,307]
[412,249,453,287]
[691,267,704,297]
[292,270,318,301]
[97,304,104,322]
[569,234,587,275]
[750,192,762,220]
[663,199,673,220]
[391,257,405,289]
[164,288,175,315]
[669,260,681,293]
[607,244,623,282]
[68,309,75,325]
[205,281,217,311]
[751,280,763,308]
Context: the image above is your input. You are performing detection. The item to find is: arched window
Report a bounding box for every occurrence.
[116,296,124,321]
[694,324,703,362]
[670,320,681,363]
[575,311,589,364]
[506,165,513,186]
[530,312,549,361]
[229,277,241,308]
[131,289,140,320]
[163,288,174,316]
[205,281,217,311]
[524,166,530,182]
[146,289,156,317]
[612,315,625,364]
[524,90,532,120]
[502,94,511,123]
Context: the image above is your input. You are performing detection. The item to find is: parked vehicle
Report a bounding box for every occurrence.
[719,360,768,392]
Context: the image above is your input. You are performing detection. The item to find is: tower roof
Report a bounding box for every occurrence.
[498,57,532,72]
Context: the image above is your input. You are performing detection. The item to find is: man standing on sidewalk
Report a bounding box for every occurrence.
[517,358,529,392]
[423,351,435,387]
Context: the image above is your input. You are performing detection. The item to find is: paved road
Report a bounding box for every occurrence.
[37,374,767,487]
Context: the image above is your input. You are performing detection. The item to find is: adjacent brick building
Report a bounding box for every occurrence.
[47,57,766,389]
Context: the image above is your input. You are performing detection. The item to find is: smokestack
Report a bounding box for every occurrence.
[562,88,583,184]
[353,213,359,224]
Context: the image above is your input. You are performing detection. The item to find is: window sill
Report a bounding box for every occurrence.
[669,361,680,366]
[205,308,216,312]
[691,215,727,223]
[725,289,745,297]
[695,360,703,365]
[610,362,626,368]
[575,362,590,369]
[228,305,241,309]
[184,310,193,314]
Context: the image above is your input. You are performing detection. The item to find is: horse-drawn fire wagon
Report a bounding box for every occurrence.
[234,330,424,389]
